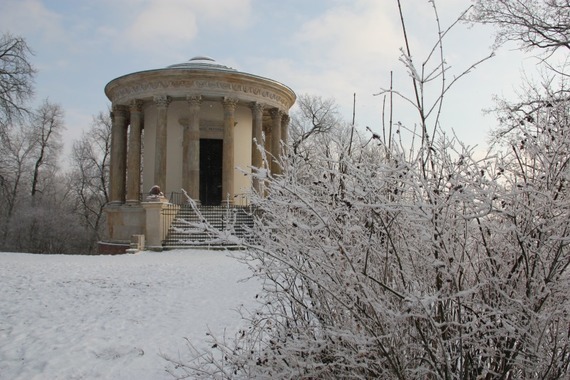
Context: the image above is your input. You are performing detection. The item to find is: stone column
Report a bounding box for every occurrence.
[183,96,201,202]
[250,102,264,194]
[281,113,290,156]
[222,97,238,204]
[109,104,129,204]
[263,124,272,159]
[126,99,144,204]
[270,108,283,175]
[153,95,171,192]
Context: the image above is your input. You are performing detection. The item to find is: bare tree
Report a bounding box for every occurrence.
[29,99,64,201]
[0,100,67,252]
[290,94,340,155]
[469,0,570,54]
[0,123,35,246]
[68,111,112,252]
[0,32,35,127]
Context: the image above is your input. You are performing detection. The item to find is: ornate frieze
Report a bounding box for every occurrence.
[109,77,293,109]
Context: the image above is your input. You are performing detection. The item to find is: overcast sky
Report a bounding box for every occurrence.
[1,0,539,159]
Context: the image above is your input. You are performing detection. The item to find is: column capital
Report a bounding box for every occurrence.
[111,104,129,118]
[270,108,284,119]
[250,101,265,114]
[130,99,144,113]
[187,95,202,106]
[153,95,171,108]
[223,97,238,112]
[281,113,290,124]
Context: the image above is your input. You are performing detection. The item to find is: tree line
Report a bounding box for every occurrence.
[0,33,111,254]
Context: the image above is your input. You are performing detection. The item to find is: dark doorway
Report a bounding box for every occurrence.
[200,139,223,205]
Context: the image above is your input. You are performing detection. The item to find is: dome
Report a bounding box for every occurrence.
[166,56,236,71]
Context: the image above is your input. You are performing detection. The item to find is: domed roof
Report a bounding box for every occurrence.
[166,56,236,71]
[105,55,296,110]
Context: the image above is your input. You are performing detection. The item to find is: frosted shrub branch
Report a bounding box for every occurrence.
[166,1,570,378]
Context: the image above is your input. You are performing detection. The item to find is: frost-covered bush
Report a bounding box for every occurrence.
[167,116,569,379]
[166,2,570,378]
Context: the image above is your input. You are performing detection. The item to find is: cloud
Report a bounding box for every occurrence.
[0,0,65,42]
[120,0,252,53]
[123,1,199,50]
[293,0,403,69]
[250,0,496,140]
[266,1,410,129]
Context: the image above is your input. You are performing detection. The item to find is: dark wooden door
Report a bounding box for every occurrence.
[200,139,223,205]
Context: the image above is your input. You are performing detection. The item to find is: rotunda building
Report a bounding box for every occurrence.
[101,56,296,252]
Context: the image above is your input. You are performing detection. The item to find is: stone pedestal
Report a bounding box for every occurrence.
[101,203,145,254]
[142,199,178,251]
[104,204,145,243]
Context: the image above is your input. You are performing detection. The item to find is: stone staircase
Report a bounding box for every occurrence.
[162,204,256,249]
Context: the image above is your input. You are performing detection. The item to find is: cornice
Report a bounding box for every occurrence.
[105,70,296,111]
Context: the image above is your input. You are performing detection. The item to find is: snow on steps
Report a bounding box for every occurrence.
[163,204,256,249]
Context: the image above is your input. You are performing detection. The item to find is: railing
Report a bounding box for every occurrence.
[167,192,187,206]
[160,203,180,245]
[166,192,251,207]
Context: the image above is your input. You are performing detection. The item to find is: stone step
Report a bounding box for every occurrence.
[163,204,256,248]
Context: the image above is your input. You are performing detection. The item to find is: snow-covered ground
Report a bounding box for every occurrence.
[0,250,259,380]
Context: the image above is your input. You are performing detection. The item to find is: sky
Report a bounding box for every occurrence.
[0,0,540,161]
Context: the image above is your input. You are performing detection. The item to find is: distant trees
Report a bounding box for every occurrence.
[68,111,112,253]
[289,94,340,156]
[0,99,69,253]
[0,32,36,235]
[0,101,110,254]
[166,1,570,379]
[0,32,110,254]
[29,100,64,200]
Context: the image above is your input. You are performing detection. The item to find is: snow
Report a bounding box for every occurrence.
[0,249,259,380]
